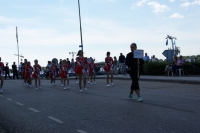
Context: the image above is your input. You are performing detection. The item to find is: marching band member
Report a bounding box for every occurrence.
[25,61,33,88]
[61,60,70,90]
[32,59,42,90]
[104,51,114,87]
[49,62,57,86]
[76,50,88,92]
[89,58,96,84]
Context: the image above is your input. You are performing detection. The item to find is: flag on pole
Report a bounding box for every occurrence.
[16,27,18,43]
[166,39,168,46]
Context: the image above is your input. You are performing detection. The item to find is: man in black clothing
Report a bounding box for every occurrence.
[118,53,125,63]
[125,43,144,102]
[4,63,11,79]
[12,62,18,79]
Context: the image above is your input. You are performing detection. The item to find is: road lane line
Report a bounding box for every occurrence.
[16,102,24,106]
[6,98,12,101]
[77,130,88,133]
[48,116,64,124]
[0,95,4,97]
[29,108,40,113]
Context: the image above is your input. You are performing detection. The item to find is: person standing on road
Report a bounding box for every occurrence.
[118,53,125,64]
[76,50,88,92]
[49,62,57,86]
[113,56,118,75]
[125,43,144,102]
[0,57,5,93]
[104,51,114,87]
[89,58,96,84]
[25,62,33,88]
[4,63,11,79]
[60,60,70,90]
[32,59,42,90]
[12,62,19,79]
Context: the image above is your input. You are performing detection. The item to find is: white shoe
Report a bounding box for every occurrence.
[64,87,66,90]
[76,80,79,84]
[90,82,93,85]
[84,88,88,91]
[61,84,64,87]
[107,84,110,87]
[80,89,83,92]
[35,88,38,90]
[138,96,143,102]
[111,83,114,86]
[0,89,3,93]
[88,81,90,84]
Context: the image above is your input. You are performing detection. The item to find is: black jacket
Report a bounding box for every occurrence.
[125,52,144,72]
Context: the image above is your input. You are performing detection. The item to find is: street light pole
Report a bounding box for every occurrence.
[78,0,83,52]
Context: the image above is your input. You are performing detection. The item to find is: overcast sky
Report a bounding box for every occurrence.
[0,0,200,66]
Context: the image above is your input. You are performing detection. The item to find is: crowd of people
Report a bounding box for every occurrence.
[1,43,168,102]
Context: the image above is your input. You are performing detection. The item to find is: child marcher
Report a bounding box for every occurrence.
[25,62,33,88]
[89,58,96,84]
[32,59,42,90]
[49,62,57,86]
[61,60,70,90]
[76,50,88,92]
[104,51,114,87]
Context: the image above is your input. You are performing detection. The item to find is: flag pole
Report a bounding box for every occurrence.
[16,27,19,67]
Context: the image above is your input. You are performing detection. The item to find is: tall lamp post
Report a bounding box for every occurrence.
[78,0,83,51]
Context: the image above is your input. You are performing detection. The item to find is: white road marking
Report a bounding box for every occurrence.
[16,102,24,106]
[48,116,64,124]
[0,95,4,97]
[6,98,12,101]
[77,130,88,133]
[29,108,40,113]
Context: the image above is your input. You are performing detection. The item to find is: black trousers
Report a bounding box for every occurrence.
[5,71,11,79]
[129,70,140,90]
[13,70,19,79]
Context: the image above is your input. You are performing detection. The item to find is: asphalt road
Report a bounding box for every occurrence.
[0,79,200,133]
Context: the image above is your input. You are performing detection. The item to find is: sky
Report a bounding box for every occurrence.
[0,0,200,67]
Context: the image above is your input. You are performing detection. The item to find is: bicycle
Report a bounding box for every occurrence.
[118,63,128,76]
[184,62,200,75]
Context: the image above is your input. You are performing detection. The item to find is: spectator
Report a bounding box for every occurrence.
[5,63,11,79]
[151,55,157,62]
[12,62,18,79]
[18,62,23,78]
[113,56,118,75]
[164,56,178,76]
[143,53,150,62]
[172,55,184,75]
[118,53,125,63]
[0,57,5,93]
[46,61,51,78]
